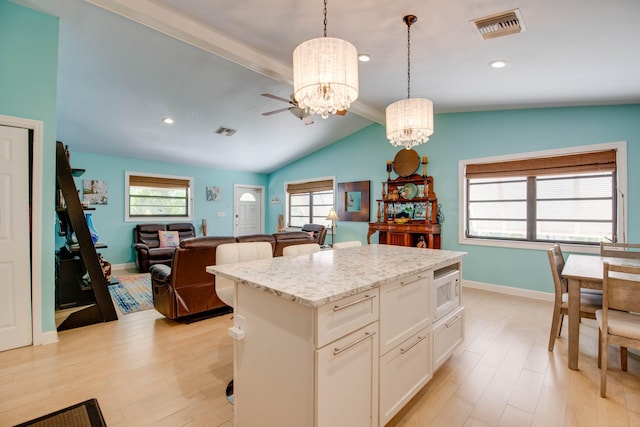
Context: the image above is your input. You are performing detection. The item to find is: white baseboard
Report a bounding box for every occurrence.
[33,330,59,346]
[462,279,554,302]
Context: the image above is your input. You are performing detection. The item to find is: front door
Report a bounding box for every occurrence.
[234,185,264,236]
[0,125,32,351]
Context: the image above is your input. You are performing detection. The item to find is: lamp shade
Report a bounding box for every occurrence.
[326,208,339,221]
[293,37,359,119]
[385,97,434,150]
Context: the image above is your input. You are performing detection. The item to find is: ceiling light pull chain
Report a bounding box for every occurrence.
[407,19,411,99]
[323,0,328,37]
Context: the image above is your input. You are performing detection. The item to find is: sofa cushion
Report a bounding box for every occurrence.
[158,230,180,248]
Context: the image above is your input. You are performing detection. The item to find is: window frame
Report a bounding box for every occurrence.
[458,141,627,253]
[125,171,194,222]
[285,176,335,229]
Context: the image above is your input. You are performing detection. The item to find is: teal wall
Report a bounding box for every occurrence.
[0,0,59,333]
[3,0,639,336]
[66,151,267,265]
[269,104,640,294]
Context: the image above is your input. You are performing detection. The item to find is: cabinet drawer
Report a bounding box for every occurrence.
[379,326,432,425]
[380,271,431,355]
[433,306,465,371]
[316,288,379,348]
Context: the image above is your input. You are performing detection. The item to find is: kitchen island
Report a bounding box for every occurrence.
[207,244,466,427]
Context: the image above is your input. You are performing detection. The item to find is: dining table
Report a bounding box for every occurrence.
[561,254,640,370]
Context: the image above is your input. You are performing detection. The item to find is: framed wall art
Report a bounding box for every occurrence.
[337,180,370,222]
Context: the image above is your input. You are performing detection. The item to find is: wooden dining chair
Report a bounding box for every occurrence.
[600,242,640,259]
[597,262,640,397]
[547,244,603,351]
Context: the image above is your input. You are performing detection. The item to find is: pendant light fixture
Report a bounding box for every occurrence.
[385,15,434,150]
[293,0,359,119]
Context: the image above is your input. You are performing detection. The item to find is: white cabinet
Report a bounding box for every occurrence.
[433,306,465,371]
[215,247,466,427]
[379,326,432,425]
[379,271,431,355]
[316,322,379,427]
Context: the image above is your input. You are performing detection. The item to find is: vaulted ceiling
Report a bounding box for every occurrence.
[15,0,640,173]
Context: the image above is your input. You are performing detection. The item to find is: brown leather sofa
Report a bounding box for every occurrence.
[132,223,196,272]
[149,231,314,319]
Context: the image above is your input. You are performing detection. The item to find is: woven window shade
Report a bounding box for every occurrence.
[129,175,190,189]
[466,150,616,179]
[287,179,333,194]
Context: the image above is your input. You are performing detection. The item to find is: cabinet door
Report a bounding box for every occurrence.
[379,326,432,425]
[380,271,431,355]
[316,322,379,427]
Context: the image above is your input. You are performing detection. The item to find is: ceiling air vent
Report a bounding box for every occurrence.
[472,9,526,40]
[215,126,237,137]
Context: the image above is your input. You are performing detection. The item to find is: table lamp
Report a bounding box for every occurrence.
[326,209,339,247]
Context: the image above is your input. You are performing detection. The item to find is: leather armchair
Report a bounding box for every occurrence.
[149,236,236,319]
[301,224,327,246]
[273,231,315,256]
[133,223,196,272]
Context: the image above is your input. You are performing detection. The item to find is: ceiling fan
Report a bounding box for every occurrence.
[261,93,314,125]
[261,93,347,125]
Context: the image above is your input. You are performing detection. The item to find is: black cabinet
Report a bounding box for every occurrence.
[55,251,95,309]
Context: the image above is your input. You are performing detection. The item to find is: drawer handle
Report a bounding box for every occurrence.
[400,274,427,286]
[333,331,376,356]
[333,294,376,312]
[445,314,463,328]
[400,335,426,355]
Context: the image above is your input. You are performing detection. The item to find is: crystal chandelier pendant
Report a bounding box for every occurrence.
[293,1,359,119]
[385,15,434,149]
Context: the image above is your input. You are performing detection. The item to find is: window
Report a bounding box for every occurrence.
[461,143,627,248]
[125,172,193,221]
[286,178,334,228]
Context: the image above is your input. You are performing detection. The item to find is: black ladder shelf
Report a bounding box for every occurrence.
[55,141,117,331]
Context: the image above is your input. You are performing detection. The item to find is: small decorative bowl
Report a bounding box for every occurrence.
[394,217,409,224]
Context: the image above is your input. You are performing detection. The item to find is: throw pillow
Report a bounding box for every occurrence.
[158,230,180,248]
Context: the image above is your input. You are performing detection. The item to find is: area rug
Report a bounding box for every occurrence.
[109,273,153,314]
[14,398,106,427]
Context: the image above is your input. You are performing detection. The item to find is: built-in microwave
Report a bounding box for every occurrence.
[433,268,460,323]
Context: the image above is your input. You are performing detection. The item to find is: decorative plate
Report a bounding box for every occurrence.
[393,149,420,177]
[400,183,418,200]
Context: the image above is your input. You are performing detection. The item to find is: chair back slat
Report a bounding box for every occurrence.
[547,244,567,296]
[600,242,640,260]
[603,262,640,314]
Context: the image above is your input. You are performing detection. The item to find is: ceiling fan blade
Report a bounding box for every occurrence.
[262,107,293,116]
[261,93,294,105]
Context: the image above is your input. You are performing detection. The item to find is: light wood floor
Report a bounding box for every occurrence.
[1,286,639,426]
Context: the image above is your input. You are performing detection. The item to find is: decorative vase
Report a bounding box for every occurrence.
[85,213,99,244]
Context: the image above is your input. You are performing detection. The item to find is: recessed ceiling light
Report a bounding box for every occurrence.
[162,117,174,124]
[358,53,371,62]
[489,60,508,69]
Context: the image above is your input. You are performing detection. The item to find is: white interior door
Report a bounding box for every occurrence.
[0,125,32,351]
[234,185,264,236]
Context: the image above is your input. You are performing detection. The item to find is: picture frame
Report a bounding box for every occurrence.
[337,181,370,222]
[206,186,221,202]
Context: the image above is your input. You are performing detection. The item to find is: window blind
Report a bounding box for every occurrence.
[129,175,191,189]
[465,149,616,179]
[287,179,333,194]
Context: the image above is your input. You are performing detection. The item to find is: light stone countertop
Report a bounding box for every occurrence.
[206,245,467,308]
